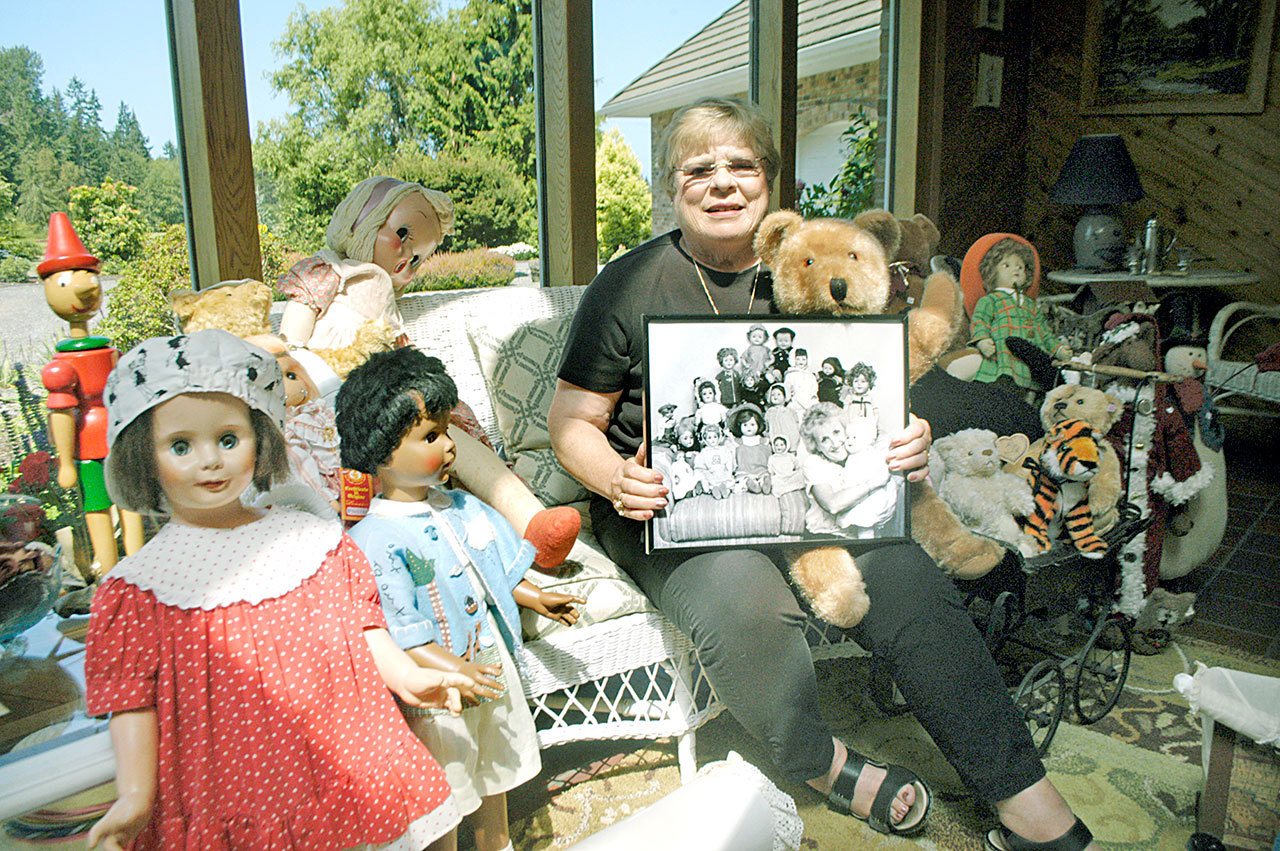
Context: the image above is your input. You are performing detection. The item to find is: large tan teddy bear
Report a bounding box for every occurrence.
[1012,383,1125,535]
[755,210,1005,628]
[170,279,394,379]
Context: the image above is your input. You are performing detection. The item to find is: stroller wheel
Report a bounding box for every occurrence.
[1074,616,1132,723]
[1012,659,1066,756]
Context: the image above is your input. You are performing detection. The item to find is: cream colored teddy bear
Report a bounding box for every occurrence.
[934,428,1039,557]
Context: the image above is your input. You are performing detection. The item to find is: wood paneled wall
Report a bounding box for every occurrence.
[916,0,1279,305]
[1022,1,1280,302]
[915,0,1034,257]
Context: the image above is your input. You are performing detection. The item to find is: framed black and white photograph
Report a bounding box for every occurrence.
[643,315,910,553]
[974,53,1005,108]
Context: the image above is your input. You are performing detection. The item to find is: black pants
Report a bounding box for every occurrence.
[591,497,1045,802]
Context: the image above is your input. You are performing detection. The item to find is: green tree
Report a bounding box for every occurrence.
[14,147,64,225]
[139,156,184,228]
[108,102,151,188]
[797,111,880,220]
[388,146,527,250]
[256,0,537,245]
[0,47,52,184]
[67,179,147,266]
[62,77,109,186]
[595,129,650,262]
[96,224,189,353]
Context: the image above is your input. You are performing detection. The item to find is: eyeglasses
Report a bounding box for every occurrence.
[674,157,765,186]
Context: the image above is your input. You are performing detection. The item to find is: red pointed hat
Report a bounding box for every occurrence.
[37,212,100,278]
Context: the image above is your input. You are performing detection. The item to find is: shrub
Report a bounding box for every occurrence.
[596,129,651,262]
[385,147,530,251]
[258,223,302,300]
[95,224,189,353]
[0,254,34,282]
[67,179,148,268]
[402,249,514,293]
[797,110,881,220]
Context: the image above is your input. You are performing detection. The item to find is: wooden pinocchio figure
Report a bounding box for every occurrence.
[39,212,143,575]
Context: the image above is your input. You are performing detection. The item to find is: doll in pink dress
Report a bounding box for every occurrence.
[277,176,579,571]
[85,330,472,851]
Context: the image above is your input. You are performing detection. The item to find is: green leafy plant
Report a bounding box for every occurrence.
[67,178,148,268]
[402,248,514,292]
[95,224,188,353]
[0,363,86,550]
[0,254,33,282]
[797,111,881,220]
[258,223,302,300]
[596,128,651,262]
[388,147,530,251]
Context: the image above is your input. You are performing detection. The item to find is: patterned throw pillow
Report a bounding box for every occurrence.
[469,314,589,507]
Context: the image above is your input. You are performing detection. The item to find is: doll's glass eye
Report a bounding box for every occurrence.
[170,439,191,456]
[286,370,298,380]
[849,251,858,260]
[219,433,239,450]
[805,258,814,266]
[396,226,409,241]
[424,429,439,443]
[409,254,421,269]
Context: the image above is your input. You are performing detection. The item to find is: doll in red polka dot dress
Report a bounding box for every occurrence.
[84,330,473,851]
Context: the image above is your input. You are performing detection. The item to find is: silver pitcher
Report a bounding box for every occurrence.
[1140,215,1178,274]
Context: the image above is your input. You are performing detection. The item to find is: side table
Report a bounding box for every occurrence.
[1046,269,1259,339]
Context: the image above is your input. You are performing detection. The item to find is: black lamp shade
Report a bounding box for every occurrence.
[1049,134,1144,206]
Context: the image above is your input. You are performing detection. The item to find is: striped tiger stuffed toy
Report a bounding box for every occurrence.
[1018,417,1110,558]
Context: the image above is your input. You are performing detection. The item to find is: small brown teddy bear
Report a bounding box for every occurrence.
[170,279,394,379]
[756,210,1004,628]
[1011,383,1124,535]
[853,210,942,316]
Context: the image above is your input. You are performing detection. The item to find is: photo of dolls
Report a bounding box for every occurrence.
[643,316,909,552]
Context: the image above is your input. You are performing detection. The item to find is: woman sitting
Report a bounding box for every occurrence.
[547,96,1097,850]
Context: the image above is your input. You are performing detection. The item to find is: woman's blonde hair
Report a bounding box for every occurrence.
[656,97,780,198]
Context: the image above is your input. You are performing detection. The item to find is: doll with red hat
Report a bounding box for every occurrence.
[39,212,143,575]
[960,234,1070,393]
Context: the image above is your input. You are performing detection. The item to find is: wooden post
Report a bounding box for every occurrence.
[166,0,262,289]
[749,0,798,212]
[532,0,598,287]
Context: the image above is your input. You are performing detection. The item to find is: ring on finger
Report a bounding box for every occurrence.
[612,494,626,514]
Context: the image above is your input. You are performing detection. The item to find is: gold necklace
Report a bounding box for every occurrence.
[692,257,761,316]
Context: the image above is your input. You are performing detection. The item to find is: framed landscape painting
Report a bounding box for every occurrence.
[642,315,910,553]
[1081,0,1276,114]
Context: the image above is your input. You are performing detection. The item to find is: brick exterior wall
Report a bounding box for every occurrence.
[647,60,881,234]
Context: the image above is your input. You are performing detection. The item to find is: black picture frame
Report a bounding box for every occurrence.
[643,314,911,553]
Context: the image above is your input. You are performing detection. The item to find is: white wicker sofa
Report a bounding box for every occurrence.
[396,284,863,781]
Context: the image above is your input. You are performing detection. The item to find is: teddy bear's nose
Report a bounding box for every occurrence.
[829,277,848,303]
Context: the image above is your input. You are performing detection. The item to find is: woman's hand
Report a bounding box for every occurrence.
[609,445,669,520]
[88,793,153,850]
[886,414,932,482]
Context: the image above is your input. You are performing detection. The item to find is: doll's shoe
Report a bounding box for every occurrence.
[827,749,931,836]
[525,506,581,573]
[986,817,1093,850]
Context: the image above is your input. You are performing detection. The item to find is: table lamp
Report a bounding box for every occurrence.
[1049,133,1144,271]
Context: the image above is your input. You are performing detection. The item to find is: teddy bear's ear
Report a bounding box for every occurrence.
[909,213,940,249]
[851,209,902,261]
[754,210,804,266]
[169,289,198,325]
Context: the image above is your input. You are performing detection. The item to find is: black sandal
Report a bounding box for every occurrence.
[826,749,931,836]
[985,817,1093,850]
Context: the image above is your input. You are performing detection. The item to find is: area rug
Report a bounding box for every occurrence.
[507,636,1278,849]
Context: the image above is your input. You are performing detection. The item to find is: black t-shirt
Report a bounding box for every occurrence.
[558,230,773,457]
